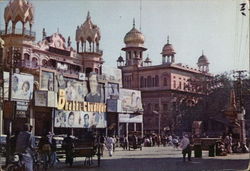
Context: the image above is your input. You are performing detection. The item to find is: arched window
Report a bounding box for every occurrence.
[163,77,167,86]
[173,80,176,88]
[144,78,147,87]
[155,75,159,87]
[147,76,151,87]
[31,57,38,67]
[24,53,30,61]
[140,76,144,88]
[42,59,47,67]
[152,77,155,87]
[147,103,151,112]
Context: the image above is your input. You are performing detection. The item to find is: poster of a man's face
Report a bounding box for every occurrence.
[107,83,119,99]
[120,89,143,113]
[41,71,54,91]
[54,110,106,128]
[86,72,102,103]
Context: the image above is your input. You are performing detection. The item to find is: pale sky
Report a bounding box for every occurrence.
[0,0,249,74]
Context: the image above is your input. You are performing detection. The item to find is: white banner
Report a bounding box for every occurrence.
[54,110,107,128]
[118,114,143,123]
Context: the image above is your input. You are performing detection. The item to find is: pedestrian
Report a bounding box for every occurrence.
[105,135,115,157]
[15,123,35,171]
[224,134,232,153]
[100,134,105,156]
[179,134,191,162]
[62,132,74,166]
[38,132,52,168]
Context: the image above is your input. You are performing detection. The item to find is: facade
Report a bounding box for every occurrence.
[117,21,213,134]
[0,0,143,137]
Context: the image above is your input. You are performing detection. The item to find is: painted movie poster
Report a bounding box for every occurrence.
[40,71,54,91]
[54,110,106,128]
[119,89,143,113]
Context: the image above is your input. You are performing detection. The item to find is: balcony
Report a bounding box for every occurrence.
[0,28,36,39]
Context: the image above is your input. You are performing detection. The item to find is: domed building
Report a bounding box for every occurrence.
[117,25,213,133]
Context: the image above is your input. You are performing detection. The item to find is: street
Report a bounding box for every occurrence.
[50,146,250,171]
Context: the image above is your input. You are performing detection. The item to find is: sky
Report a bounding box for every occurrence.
[0,0,249,75]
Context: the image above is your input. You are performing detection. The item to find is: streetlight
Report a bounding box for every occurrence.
[153,110,161,135]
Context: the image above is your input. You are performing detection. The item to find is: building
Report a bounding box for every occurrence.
[0,0,143,137]
[117,20,213,134]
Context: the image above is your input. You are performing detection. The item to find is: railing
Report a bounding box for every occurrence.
[0,28,36,38]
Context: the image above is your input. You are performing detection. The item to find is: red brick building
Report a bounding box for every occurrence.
[117,21,212,134]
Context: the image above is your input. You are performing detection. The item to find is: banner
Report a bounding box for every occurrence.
[54,110,107,128]
[119,89,143,113]
[118,114,143,123]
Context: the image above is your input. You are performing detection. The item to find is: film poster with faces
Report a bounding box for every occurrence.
[54,110,107,128]
[119,88,143,113]
[107,83,119,99]
[3,72,34,101]
[56,73,105,103]
[102,66,122,86]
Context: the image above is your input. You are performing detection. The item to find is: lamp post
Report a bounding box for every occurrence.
[153,110,161,135]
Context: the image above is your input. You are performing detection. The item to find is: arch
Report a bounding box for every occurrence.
[42,59,47,67]
[31,57,38,67]
[24,53,30,61]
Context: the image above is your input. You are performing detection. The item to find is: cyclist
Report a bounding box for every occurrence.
[15,123,35,171]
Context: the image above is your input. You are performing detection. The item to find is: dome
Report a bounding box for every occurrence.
[4,0,34,25]
[117,55,124,62]
[198,53,209,65]
[124,20,144,46]
[161,37,176,56]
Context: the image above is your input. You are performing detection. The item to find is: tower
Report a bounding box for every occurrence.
[75,12,103,75]
[161,36,176,64]
[197,51,209,73]
[121,19,147,67]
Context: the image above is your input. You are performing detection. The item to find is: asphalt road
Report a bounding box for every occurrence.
[49,146,250,171]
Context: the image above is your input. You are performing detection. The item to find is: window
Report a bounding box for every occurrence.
[179,82,182,89]
[155,75,159,87]
[154,104,159,111]
[163,104,168,112]
[140,76,144,88]
[152,78,155,87]
[173,80,176,88]
[42,59,47,66]
[32,57,38,67]
[147,103,151,111]
[163,77,167,86]
[147,76,151,87]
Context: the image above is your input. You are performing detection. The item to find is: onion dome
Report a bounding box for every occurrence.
[124,19,145,47]
[161,36,176,56]
[117,55,124,62]
[197,51,209,65]
[4,0,34,25]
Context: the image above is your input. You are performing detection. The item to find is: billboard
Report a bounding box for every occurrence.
[64,78,87,102]
[107,83,119,99]
[118,114,143,123]
[119,89,143,113]
[101,66,122,85]
[54,110,107,128]
[40,70,55,91]
[4,72,34,101]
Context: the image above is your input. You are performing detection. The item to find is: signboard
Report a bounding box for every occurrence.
[119,89,143,113]
[78,72,85,81]
[4,72,34,101]
[35,90,57,107]
[54,110,107,128]
[35,90,47,107]
[118,114,143,123]
[107,99,118,112]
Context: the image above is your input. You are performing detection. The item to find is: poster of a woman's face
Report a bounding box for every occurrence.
[11,73,34,101]
[108,83,119,99]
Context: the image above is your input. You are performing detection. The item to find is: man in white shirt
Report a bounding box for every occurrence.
[179,134,191,162]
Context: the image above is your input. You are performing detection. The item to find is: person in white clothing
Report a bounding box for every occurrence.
[179,134,191,162]
[105,136,115,157]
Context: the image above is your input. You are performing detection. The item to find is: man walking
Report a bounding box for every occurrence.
[179,134,191,162]
[16,123,35,171]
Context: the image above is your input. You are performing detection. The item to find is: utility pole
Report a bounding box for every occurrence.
[233,70,247,145]
[0,38,4,135]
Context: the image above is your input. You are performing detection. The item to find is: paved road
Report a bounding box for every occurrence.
[49,146,250,171]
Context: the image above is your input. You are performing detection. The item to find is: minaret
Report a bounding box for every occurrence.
[197,50,209,72]
[122,19,147,67]
[161,36,176,64]
[75,12,103,75]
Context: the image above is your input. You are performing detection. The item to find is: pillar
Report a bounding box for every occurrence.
[134,123,136,132]
[126,122,128,136]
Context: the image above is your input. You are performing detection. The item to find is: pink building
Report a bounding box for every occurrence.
[117,21,212,134]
